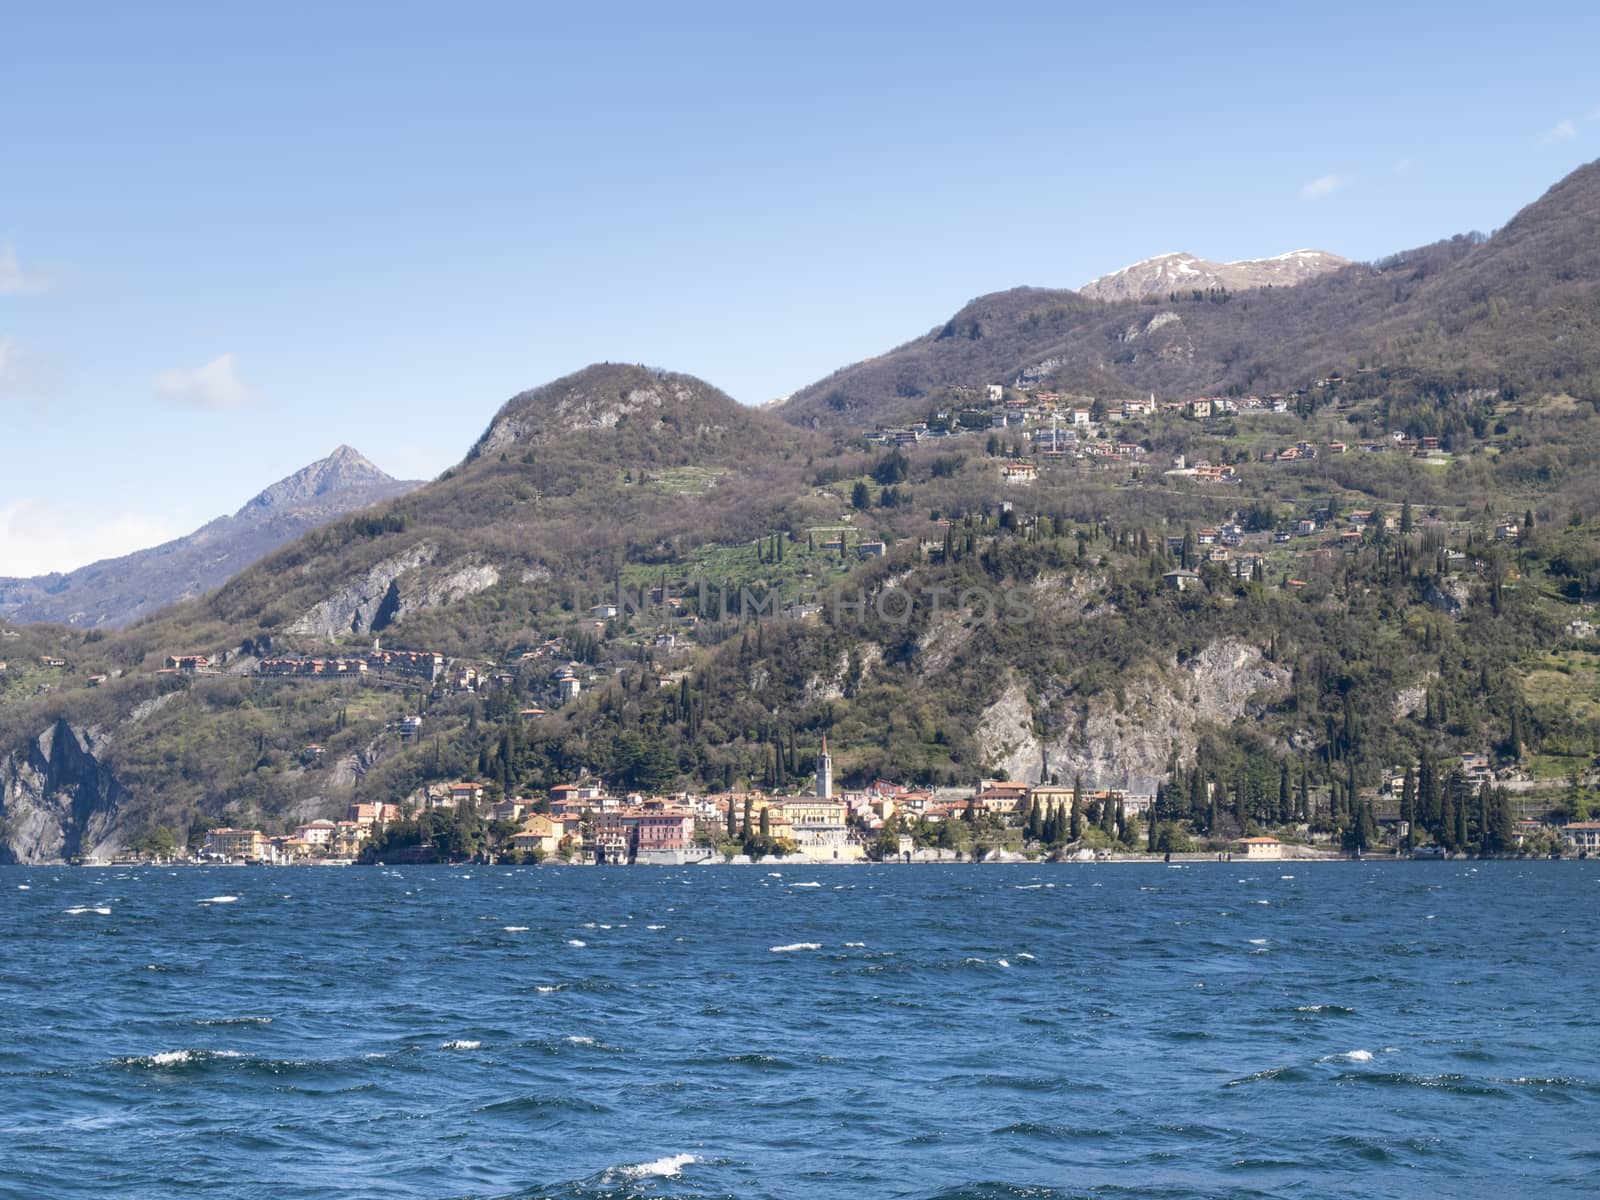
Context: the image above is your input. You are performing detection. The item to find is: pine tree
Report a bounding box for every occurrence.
[1399,765,1416,850]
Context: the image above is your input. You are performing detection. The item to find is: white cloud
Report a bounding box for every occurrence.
[1300,174,1345,199]
[1541,118,1578,144]
[0,497,177,577]
[0,243,61,293]
[0,335,64,415]
[154,352,253,410]
[1392,157,1414,176]
[0,335,20,389]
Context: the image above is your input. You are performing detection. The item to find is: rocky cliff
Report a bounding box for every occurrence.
[284,541,501,641]
[976,639,1292,787]
[0,718,127,863]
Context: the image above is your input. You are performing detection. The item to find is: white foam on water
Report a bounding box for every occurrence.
[1014,884,1043,890]
[599,924,613,930]
[567,939,586,947]
[997,959,1011,968]
[198,896,238,904]
[128,1049,243,1068]
[535,985,563,993]
[581,922,596,929]
[646,925,666,930]
[441,1040,480,1051]
[17,885,28,890]
[194,1016,271,1027]
[1281,875,1295,880]
[769,943,821,953]
[503,926,529,932]
[64,906,112,915]
[790,881,822,888]
[616,1154,696,1180]
[565,1035,596,1046]
[1248,938,1269,945]
[767,872,782,877]
[1018,952,1036,960]
[1332,1049,1373,1062]
[843,941,866,948]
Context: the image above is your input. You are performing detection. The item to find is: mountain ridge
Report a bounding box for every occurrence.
[0,447,423,629]
[778,157,1600,431]
[1079,249,1351,302]
[3,161,1600,863]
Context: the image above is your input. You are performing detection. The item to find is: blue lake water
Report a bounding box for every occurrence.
[2,861,1596,1199]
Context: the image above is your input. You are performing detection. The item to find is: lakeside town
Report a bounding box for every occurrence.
[93,732,1600,868]
[13,372,1599,872]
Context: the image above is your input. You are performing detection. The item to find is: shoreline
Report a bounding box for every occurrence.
[33,849,1575,869]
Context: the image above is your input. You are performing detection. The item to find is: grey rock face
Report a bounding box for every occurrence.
[0,718,127,864]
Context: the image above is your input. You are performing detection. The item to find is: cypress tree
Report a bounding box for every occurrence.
[1400,765,1416,850]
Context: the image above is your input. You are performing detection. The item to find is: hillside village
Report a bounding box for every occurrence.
[6,162,1600,866]
[8,361,1600,868]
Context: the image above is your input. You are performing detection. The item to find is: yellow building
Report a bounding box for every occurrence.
[508,814,563,857]
[204,827,265,862]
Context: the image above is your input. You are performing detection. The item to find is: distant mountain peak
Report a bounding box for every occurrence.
[1080,249,1350,302]
[0,446,422,629]
[242,446,395,514]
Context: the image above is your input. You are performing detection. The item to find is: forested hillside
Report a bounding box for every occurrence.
[4,164,1600,863]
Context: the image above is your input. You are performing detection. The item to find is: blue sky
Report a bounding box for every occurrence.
[2,1,1598,575]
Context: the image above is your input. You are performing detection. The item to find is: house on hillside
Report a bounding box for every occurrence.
[1162,569,1202,592]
